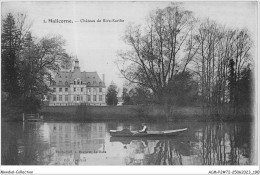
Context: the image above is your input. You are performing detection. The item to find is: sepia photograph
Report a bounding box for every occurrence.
[1,1,259,174]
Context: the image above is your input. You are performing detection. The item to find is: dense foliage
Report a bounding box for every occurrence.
[1,13,72,113]
[118,3,253,114]
[106,83,118,106]
[122,88,133,105]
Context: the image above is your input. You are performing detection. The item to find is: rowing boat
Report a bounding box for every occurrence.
[109,128,188,137]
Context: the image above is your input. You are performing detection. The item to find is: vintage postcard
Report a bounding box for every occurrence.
[1,1,259,174]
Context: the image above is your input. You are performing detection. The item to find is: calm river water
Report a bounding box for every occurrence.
[1,120,256,165]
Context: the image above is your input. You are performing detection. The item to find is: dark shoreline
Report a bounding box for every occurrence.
[2,105,253,122]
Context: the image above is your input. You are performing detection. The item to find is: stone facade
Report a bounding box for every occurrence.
[49,59,106,106]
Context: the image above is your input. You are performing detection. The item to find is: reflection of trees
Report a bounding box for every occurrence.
[2,122,22,165]
[1,122,50,165]
[19,123,50,165]
[145,140,187,165]
[200,122,251,165]
[124,138,190,165]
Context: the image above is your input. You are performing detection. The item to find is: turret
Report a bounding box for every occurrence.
[74,58,80,71]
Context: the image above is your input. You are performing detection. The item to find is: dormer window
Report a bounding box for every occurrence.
[77,80,80,85]
[87,82,91,86]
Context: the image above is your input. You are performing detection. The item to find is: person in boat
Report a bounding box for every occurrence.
[138,123,148,133]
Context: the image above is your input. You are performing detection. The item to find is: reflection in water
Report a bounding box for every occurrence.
[48,123,106,165]
[1,121,255,165]
[199,123,252,165]
[110,137,191,165]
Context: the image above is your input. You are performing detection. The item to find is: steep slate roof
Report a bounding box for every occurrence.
[52,70,105,87]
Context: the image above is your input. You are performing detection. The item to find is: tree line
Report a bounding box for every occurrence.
[117,3,253,114]
[1,13,72,113]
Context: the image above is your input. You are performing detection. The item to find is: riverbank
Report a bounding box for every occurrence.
[38,105,252,122]
[2,104,253,122]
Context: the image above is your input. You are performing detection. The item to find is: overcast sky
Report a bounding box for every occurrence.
[2,1,258,94]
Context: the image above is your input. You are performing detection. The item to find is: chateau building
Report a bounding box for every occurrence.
[49,59,106,106]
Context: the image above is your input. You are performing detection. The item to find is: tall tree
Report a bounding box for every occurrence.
[236,66,252,108]
[228,58,235,105]
[18,33,72,111]
[192,19,223,106]
[1,13,23,98]
[192,19,252,108]
[106,83,118,106]
[118,3,197,104]
[1,12,73,113]
[122,87,132,105]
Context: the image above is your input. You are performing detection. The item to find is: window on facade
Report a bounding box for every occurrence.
[53,81,56,85]
[73,95,76,101]
[53,88,56,92]
[65,81,68,86]
[59,95,62,101]
[65,95,68,101]
[99,82,102,86]
[77,80,80,85]
[81,88,83,92]
[74,88,76,92]
[94,88,97,93]
[59,88,62,92]
[88,88,91,93]
[59,81,62,84]
[53,95,57,101]
[99,95,102,101]
[77,95,80,101]
[99,88,102,92]
[74,81,76,85]
[65,88,68,92]
[93,95,96,101]
[81,81,83,85]
[88,95,91,101]
[87,82,91,86]
[81,96,83,101]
